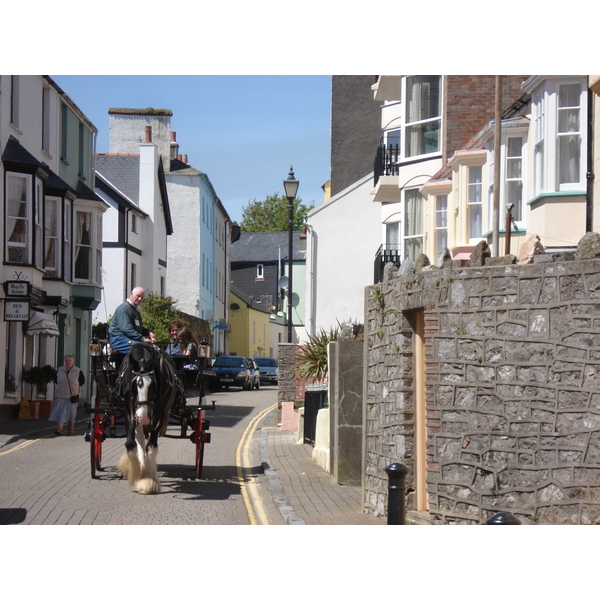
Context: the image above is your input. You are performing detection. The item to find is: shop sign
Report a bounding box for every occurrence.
[4,300,30,321]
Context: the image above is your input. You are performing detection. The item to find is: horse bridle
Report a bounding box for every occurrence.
[131,369,157,409]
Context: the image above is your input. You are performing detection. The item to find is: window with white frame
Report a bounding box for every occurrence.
[468,166,483,239]
[404,76,441,159]
[434,194,448,253]
[386,220,400,250]
[74,210,92,280]
[63,202,72,282]
[34,179,43,269]
[44,197,60,277]
[506,136,524,222]
[557,83,581,186]
[532,90,545,196]
[74,208,101,284]
[404,188,423,260]
[95,213,102,284]
[6,172,30,264]
[256,264,264,280]
[529,78,587,194]
[385,129,401,148]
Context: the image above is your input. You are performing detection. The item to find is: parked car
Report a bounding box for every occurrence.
[211,355,253,390]
[254,357,278,385]
[249,359,261,390]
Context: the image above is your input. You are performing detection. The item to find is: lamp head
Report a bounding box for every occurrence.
[283,166,299,200]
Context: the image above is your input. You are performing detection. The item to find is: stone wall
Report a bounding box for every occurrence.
[365,246,600,524]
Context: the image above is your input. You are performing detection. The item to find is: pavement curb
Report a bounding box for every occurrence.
[259,425,306,525]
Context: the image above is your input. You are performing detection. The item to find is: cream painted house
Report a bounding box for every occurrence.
[419,75,590,259]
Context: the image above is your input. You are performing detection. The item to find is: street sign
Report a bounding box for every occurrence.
[4,300,30,321]
[3,281,31,297]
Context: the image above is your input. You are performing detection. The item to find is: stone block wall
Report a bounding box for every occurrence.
[365,254,600,524]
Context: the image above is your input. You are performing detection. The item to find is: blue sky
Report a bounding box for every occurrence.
[52,75,332,224]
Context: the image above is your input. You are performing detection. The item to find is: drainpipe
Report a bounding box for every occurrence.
[124,208,130,297]
[586,80,594,232]
[493,76,502,257]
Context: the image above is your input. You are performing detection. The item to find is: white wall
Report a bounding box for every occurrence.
[165,173,201,316]
[304,173,383,340]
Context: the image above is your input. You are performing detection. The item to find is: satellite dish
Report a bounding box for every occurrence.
[278,276,289,290]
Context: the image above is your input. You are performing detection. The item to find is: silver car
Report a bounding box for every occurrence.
[255,357,278,385]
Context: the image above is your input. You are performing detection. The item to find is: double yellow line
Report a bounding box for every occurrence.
[236,402,277,525]
[0,438,39,457]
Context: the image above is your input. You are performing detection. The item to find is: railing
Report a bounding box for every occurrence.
[373,143,400,186]
[374,244,402,284]
[303,388,328,445]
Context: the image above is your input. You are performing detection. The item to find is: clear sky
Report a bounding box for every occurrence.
[51,75,332,224]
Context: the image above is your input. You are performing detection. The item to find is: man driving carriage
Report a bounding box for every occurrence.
[108,287,156,354]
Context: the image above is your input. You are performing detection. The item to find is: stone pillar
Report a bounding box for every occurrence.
[329,339,364,485]
[277,343,298,429]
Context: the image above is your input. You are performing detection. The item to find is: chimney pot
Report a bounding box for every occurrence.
[171,132,177,142]
[145,126,152,143]
[184,154,188,163]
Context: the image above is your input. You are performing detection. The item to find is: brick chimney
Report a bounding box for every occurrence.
[170,131,179,159]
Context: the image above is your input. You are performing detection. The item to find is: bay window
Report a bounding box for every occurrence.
[74,208,102,284]
[526,77,587,194]
[435,194,448,253]
[506,136,524,222]
[34,179,43,268]
[557,83,581,186]
[74,210,92,281]
[63,202,72,282]
[6,173,30,264]
[468,166,483,239]
[44,197,60,277]
[404,188,423,260]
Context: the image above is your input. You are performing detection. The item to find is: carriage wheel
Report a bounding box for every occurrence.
[194,411,205,478]
[90,413,103,479]
[89,379,104,479]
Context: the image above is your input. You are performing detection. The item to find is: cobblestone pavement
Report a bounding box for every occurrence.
[1,391,386,526]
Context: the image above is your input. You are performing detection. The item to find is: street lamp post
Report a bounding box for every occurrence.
[283,166,299,343]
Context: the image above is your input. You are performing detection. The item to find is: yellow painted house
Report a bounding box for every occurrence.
[228,288,271,358]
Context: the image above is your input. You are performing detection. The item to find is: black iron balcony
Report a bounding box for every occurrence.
[374,244,402,284]
[374,143,400,187]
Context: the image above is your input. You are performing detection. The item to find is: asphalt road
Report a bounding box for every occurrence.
[0,385,281,525]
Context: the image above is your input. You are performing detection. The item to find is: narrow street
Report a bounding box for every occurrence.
[0,386,280,525]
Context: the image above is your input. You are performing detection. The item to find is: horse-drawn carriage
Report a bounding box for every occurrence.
[84,338,215,494]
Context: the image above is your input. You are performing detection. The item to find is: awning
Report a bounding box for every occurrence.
[27,311,59,337]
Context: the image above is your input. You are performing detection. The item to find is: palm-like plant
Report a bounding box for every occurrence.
[294,327,340,382]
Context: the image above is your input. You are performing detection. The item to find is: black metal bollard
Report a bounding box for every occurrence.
[385,463,409,525]
[485,512,522,525]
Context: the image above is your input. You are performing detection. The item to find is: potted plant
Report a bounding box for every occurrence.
[23,365,57,418]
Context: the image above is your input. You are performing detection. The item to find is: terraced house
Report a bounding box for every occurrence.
[0,75,106,419]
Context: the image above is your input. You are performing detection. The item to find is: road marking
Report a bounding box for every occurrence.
[236,402,277,525]
[0,439,39,456]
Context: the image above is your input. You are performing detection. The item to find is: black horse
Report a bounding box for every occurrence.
[116,342,178,494]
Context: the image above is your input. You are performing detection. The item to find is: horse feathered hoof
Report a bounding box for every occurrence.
[117,453,130,478]
[136,478,161,494]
